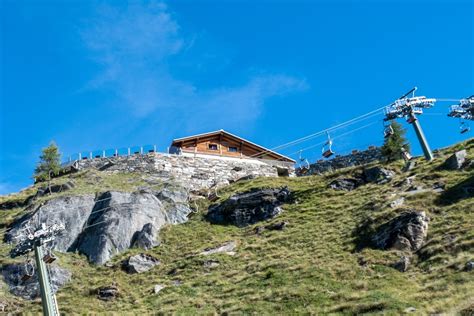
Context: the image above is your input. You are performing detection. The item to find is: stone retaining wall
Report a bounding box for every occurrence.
[76,153,294,191]
[298,147,383,175]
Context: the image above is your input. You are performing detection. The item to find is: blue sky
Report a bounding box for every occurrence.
[0,0,473,194]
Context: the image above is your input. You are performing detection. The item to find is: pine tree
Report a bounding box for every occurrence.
[34,142,62,192]
[381,121,411,162]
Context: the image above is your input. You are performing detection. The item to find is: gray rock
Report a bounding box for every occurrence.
[392,255,410,272]
[132,223,160,250]
[206,187,290,227]
[465,260,474,271]
[404,307,417,313]
[200,241,237,256]
[76,190,192,264]
[153,284,165,294]
[122,253,160,274]
[402,161,416,172]
[372,210,429,251]
[363,166,395,184]
[444,150,467,170]
[328,178,362,191]
[203,260,220,268]
[389,197,405,208]
[2,263,71,300]
[36,181,75,196]
[7,187,192,265]
[97,285,119,301]
[265,221,288,231]
[5,194,96,252]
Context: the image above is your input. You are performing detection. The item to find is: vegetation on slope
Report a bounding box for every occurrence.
[0,139,473,314]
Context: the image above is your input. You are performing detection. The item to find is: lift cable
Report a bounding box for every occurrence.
[281,121,380,160]
[249,106,387,159]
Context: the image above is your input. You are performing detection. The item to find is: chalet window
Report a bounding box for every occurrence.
[228,146,238,152]
[208,144,218,150]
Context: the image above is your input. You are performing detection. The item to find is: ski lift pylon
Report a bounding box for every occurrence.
[322,132,334,158]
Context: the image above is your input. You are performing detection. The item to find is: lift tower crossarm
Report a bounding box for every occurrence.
[10,222,64,316]
[383,87,436,161]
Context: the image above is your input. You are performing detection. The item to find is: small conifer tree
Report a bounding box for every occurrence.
[381,121,411,162]
[34,142,62,192]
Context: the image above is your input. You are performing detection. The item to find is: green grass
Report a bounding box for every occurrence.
[1,139,473,314]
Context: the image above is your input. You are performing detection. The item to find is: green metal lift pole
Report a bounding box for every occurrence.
[34,245,59,316]
[408,112,434,161]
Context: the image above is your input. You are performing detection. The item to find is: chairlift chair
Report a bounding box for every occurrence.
[322,132,335,158]
[298,150,310,170]
[384,123,394,138]
[400,147,412,161]
[460,121,470,134]
[21,260,34,282]
[43,249,57,264]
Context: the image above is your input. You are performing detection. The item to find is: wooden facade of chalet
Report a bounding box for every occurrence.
[170,130,295,163]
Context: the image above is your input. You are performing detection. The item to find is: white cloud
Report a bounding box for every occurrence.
[82,1,308,126]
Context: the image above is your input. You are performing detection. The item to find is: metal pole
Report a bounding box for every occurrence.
[408,113,433,161]
[34,245,59,316]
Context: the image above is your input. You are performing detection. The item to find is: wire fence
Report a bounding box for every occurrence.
[63,144,160,164]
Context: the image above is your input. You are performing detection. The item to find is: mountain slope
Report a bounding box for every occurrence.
[1,139,473,314]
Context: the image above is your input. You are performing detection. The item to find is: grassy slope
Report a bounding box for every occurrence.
[0,140,473,314]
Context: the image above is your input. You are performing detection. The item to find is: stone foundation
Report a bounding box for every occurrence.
[298,147,383,176]
[76,153,294,191]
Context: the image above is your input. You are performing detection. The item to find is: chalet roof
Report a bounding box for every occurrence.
[171,129,295,163]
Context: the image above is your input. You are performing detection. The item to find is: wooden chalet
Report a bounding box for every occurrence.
[169,130,295,163]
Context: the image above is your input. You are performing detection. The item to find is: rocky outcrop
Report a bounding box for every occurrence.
[363,167,394,184]
[372,210,429,252]
[465,260,474,271]
[6,195,96,252]
[97,285,119,301]
[36,181,75,196]
[200,241,237,256]
[74,189,192,265]
[392,255,410,272]
[1,264,71,300]
[122,253,160,274]
[443,150,467,170]
[6,187,192,265]
[328,178,362,191]
[206,187,291,227]
[131,223,160,250]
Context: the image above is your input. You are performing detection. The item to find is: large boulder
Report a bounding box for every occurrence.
[206,187,290,227]
[1,264,71,300]
[372,210,429,252]
[6,186,192,265]
[122,253,160,274]
[363,166,395,184]
[444,150,467,170]
[131,223,160,250]
[97,285,119,301]
[200,241,237,256]
[5,195,96,252]
[328,178,362,191]
[75,189,192,264]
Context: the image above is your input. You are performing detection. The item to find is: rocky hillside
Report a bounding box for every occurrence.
[0,139,473,314]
